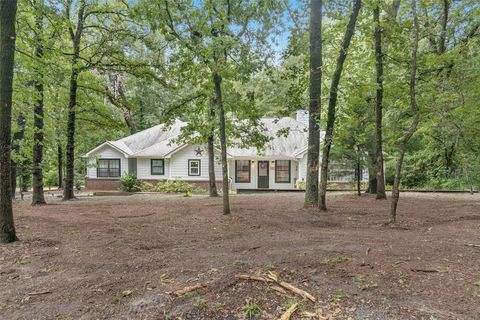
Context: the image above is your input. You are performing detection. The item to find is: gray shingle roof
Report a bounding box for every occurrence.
[86,117,319,159]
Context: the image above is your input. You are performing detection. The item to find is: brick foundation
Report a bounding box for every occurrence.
[85,178,223,191]
[85,178,121,191]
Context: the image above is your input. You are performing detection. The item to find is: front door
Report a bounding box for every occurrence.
[258,161,269,189]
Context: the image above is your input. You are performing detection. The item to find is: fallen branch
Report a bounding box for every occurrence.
[465,243,480,248]
[26,291,52,296]
[271,285,288,295]
[170,283,205,296]
[236,274,271,282]
[279,303,298,320]
[410,268,439,273]
[267,272,316,302]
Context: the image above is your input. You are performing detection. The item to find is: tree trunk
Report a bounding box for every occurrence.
[304,0,322,207]
[106,73,137,134]
[213,72,230,214]
[438,0,449,54]
[389,0,420,223]
[0,0,18,243]
[63,3,85,200]
[11,114,25,199]
[10,160,16,199]
[208,99,218,197]
[356,160,361,196]
[32,0,46,205]
[63,69,79,200]
[366,148,377,193]
[319,0,362,210]
[58,143,63,188]
[464,167,473,195]
[374,4,386,199]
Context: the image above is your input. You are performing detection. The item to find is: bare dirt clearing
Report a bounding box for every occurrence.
[1,192,479,319]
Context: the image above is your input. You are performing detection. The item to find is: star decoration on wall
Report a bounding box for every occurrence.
[194,147,204,156]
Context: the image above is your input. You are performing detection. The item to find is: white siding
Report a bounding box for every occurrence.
[230,159,299,190]
[136,158,170,180]
[169,145,222,180]
[86,145,128,178]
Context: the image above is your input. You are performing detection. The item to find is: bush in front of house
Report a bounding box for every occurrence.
[138,181,155,192]
[120,173,141,192]
[155,180,202,197]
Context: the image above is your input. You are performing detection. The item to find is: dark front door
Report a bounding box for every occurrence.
[258,161,269,189]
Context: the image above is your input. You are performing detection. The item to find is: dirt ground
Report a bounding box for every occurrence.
[1,191,479,320]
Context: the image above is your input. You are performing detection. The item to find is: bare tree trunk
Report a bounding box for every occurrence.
[366,148,377,194]
[63,2,85,200]
[106,73,137,134]
[356,159,362,196]
[58,143,63,188]
[32,0,46,205]
[319,0,362,210]
[464,167,474,195]
[438,0,449,54]
[304,0,322,207]
[11,114,25,199]
[374,4,386,199]
[0,0,18,243]
[10,161,17,199]
[208,99,218,197]
[213,72,230,214]
[389,0,420,223]
[63,69,79,200]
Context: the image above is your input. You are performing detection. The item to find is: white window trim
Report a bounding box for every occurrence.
[188,159,201,176]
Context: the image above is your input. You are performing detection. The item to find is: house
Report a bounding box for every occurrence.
[83,112,364,191]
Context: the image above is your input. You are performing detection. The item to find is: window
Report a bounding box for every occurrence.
[235,160,251,183]
[275,160,291,183]
[97,159,120,177]
[151,159,165,175]
[188,159,201,176]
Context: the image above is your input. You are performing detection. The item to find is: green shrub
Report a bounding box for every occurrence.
[296,180,306,190]
[120,173,141,192]
[44,170,58,188]
[139,181,155,192]
[156,180,195,195]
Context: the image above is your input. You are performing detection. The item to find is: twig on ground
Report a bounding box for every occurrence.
[271,285,288,295]
[267,271,316,302]
[170,283,205,296]
[279,303,298,320]
[465,243,480,248]
[236,274,272,282]
[410,268,439,273]
[27,291,52,296]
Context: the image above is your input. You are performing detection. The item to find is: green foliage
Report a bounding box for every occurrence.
[155,180,202,196]
[138,181,155,192]
[8,0,480,196]
[120,173,141,192]
[44,170,58,188]
[242,303,261,319]
[284,298,305,309]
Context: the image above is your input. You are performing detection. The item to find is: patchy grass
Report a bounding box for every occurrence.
[321,255,350,265]
[354,276,378,291]
[193,298,207,308]
[284,298,305,309]
[333,290,349,302]
[242,302,261,319]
